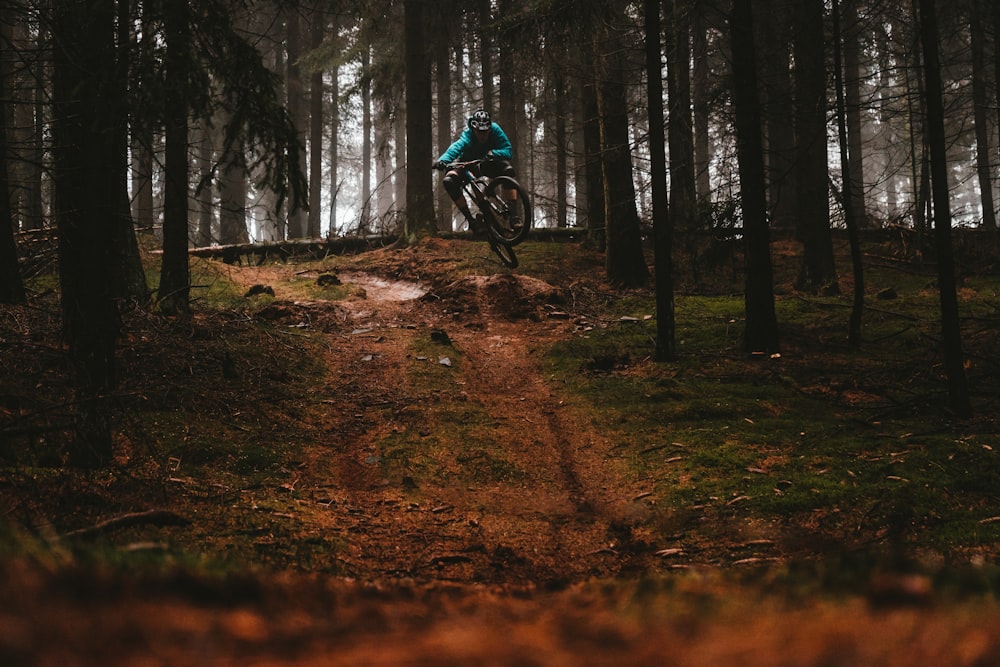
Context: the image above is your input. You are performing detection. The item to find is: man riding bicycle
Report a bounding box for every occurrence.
[433,109,518,233]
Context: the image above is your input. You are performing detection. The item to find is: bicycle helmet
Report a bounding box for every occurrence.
[469,109,492,131]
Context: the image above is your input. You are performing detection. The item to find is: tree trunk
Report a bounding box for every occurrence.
[435,13,453,231]
[833,0,865,349]
[360,46,372,235]
[691,3,712,202]
[159,2,192,315]
[572,79,589,229]
[597,5,648,288]
[404,0,435,239]
[917,0,972,417]
[0,22,25,305]
[394,95,407,220]
[219,151,249,245]
[759,0,797,232]
[970,0,997,230]
[843,0,868,229]
[308,11,324,238]
[730,0,779,355]
[554,67,568,229]
[994,1,1000,218]
[113,0,148,303]
[52,0,121,466]
[375,99,393,222]
[793,0,838,294]
[478,0,493,110]
[581,40,605,246]
[285,8,306,239]
[904,10,930,240]
[666,0,697,282]
[131,140,155,233]
[20,14,45,233]
[6,15,28,232]
[877,32,900,219]
[196,121,215,247]
[645,0,675,361]
[328,17,340,236]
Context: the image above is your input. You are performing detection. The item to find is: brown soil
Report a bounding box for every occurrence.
[221,241,653,586]
[3,237,1000,666]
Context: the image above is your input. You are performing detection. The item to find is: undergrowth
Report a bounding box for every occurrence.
[1,237,998,599]
[541,262,1000,585]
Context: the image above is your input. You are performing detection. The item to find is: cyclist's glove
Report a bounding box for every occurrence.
[432,160,447,171]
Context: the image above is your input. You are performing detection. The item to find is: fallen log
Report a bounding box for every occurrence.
[151,235,400,264]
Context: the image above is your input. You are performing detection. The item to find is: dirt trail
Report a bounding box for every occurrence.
[228,260,651,584]
[7,246,1000,666]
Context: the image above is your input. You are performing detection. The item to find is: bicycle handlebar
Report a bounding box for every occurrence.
[433,159,485,172]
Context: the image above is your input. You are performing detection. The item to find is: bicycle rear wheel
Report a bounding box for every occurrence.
[487,235,518,269]
[482,176,532,246]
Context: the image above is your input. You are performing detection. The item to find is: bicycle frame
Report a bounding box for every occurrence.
[435,159,529,268]
[451,162,491,211]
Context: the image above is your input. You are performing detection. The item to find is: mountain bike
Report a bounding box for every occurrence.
[434,159,533,268]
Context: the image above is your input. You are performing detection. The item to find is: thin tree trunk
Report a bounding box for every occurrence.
[196,121,215,247]
[0,21,26,304]
[970,0,996,230]
[308,10,324,238]
[833,0,865,349]
[581,40,605,247]
[361,46,372,235]
[645,0,674,361]
[993,0,1000,220]
[598,5,648,288]
[435,14,453,231]
[52,0,121,465]
[666,0,697,282]
[285,8,305,239]
[479,0,493,110]
[219,158,249,245]
[375,100,393,222]
[328,18,340,236]
[132,141,154,232]
[905,4,930,240]
[793,0,838,294]
[843,0,867,229]
[917,0,972,417]
[730,0,779,354]
[571,78,589,229]
[114,0,147,303]
[24,15,46,232]
[160,2,192,315]
[554,68,568,229]
[404,0,435,238]
[691,3,712,202]
[760,0,797,231]
[394,96,407,220]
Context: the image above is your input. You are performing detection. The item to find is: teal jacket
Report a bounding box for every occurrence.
[437,122,513,163]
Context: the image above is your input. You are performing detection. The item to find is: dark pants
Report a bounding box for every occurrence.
[443,159,516,200]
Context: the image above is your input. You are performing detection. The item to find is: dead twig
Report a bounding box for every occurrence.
[62,510,191,540]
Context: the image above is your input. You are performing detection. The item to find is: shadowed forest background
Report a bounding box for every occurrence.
[2,0,1000,664]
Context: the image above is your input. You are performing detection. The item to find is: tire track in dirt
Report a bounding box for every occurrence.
[226,261,654,583]
[436,286,655,582]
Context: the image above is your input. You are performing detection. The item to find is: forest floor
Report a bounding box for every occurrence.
[2,234,1000,665]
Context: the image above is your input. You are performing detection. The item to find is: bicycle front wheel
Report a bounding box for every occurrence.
[482,176,532,246]
[487,235,519,269]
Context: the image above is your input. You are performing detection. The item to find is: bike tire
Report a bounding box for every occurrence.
[487,235,518,269]
[482,176,532,246]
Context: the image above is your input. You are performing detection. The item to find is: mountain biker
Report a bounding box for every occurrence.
[433,109,517,233]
